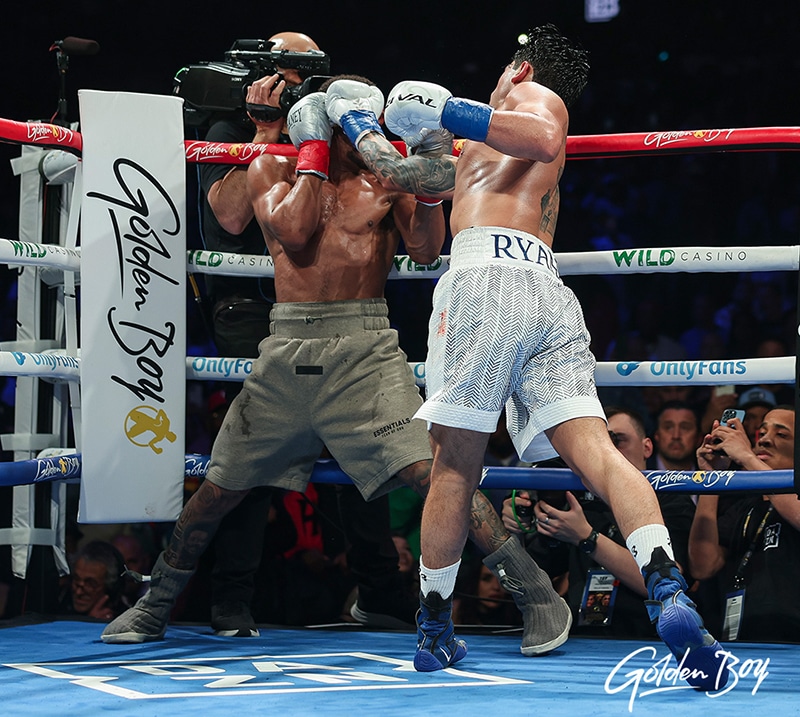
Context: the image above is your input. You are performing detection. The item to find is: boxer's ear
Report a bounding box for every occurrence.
[511,60,533,84]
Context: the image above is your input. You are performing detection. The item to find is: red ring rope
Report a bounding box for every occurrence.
[3,117,800,163]
[0,117,82,154]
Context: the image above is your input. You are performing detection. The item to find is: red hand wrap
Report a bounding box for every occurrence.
[296,140,330,179]
[414,196,443,206]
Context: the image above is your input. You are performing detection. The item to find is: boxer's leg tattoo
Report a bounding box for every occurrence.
[469,489,512,554]
[165,480,249,569]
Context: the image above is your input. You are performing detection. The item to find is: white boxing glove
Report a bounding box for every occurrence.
[384,81,452,147]
[385,80,493,144]
[325,79,385,146]
[286,92,332,179]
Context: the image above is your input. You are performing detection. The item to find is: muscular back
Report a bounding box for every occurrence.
[450,141,564,247]
[450,78,568,248]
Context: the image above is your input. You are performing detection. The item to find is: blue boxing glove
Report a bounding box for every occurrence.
[325,80,385,147]
[384,80,493,143]
[286,92,332,179]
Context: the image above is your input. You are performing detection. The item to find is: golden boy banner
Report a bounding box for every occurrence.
[78,90,185,522]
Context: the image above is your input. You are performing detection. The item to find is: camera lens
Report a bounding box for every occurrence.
[517,503,533,519]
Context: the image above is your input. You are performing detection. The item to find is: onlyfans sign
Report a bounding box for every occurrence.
[78,90,185,523]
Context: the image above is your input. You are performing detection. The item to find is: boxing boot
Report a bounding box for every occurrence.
[414,590,468,672]
[101,553,194,643]
[643,547,728,691]
[483,536,572,656]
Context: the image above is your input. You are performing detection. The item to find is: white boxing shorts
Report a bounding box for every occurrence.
[415,226,605,462]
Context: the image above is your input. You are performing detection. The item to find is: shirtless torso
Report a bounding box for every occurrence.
[449,80,568,247]
[247,135,443,302]
[355,76,567,250]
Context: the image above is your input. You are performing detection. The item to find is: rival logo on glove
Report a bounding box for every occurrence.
[387,93,443,110]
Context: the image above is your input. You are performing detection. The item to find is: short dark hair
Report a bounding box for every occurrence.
[318,74,376,93]
[604,404,647,439]
[512,24,589,108]
[654,400,700,430]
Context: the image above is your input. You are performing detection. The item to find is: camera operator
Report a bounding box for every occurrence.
[200,31,321,335]
[189,32,418,636]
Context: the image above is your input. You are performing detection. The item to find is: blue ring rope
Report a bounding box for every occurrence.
[0,453,792,493]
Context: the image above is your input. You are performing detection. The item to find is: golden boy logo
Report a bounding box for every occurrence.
[124,405,177,455]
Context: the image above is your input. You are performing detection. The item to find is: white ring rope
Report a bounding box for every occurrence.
[2,238,797,278]
[0,350,793,389]
[0,238,81,273]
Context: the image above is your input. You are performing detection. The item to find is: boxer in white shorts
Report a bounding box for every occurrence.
[417,225,605,463]
[331,25,729,685]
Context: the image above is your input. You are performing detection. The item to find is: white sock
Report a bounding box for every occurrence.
[625,524,674,572]
[419,558,460,599]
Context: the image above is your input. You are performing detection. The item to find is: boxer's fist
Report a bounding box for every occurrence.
[287,93,332,148]
[325,79,385,146]
[408,127,454,156]
[326,80,384,125]
[287,93,332,180]
[386,80,494,144]
[384,81,452,147]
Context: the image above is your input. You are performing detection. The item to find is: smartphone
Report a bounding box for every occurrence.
[720,408,745,425]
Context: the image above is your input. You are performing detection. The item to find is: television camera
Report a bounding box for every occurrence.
[173,39,331,128]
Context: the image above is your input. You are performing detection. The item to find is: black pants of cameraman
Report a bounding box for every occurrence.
[207,297,415,629]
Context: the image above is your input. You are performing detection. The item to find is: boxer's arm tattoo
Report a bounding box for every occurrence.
[469,490,512,554]
[165,480,247,569]
[358,135,456,196]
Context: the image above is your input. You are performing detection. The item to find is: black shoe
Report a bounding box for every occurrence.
[349,587,417,629]
[350,599,416,629]
[211,601,259,637]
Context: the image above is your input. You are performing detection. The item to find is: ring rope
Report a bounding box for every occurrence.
[0,350,793,389]
[2,239,796,278]
[183,245,800,279]
[0,118,82,154]
[0,451,791,493]
[3,119,800,163]
[1,118,797,497]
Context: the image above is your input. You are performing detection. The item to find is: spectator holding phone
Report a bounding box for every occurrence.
[690,404,800,641]
[699,384,739,437]
[737,387,777,447]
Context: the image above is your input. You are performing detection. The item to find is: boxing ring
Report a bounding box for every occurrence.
[1,110,799,714]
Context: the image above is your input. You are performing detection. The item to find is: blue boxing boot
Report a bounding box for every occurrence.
[413,590,468,672]
[643,548,728,691]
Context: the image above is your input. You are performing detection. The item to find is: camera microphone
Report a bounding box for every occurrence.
[51,36,100,56]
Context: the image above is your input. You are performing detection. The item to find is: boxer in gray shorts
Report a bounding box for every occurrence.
[207,299,430,499]
[103,77,565,655]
